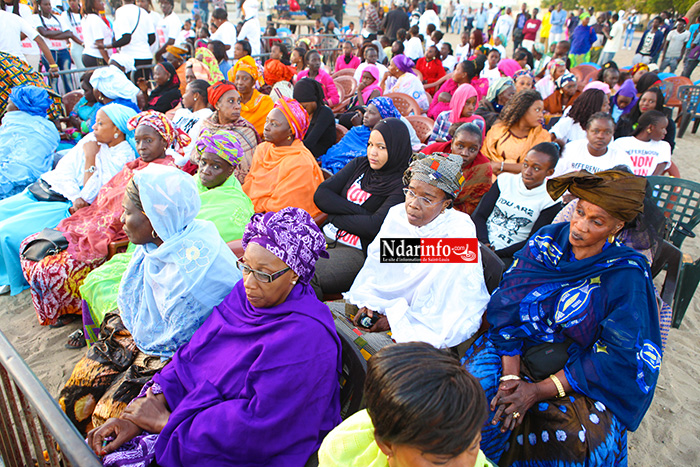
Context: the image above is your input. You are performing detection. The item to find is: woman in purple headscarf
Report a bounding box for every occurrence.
[88,207,341,467]
[380,54,430,111]
[611,79,638,122]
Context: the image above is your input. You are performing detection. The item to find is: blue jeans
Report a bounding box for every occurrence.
[659,56,681,73]
[598,51,615,66]
[623,28,635,48]
[41,48,73,93]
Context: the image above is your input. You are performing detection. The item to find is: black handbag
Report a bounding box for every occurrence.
[521,339,573,382]
[27,180,68,203]
[20,228,68,262]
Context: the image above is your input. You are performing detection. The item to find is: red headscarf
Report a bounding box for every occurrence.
[208,81,237,107]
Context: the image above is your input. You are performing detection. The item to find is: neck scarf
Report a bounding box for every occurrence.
[242,207,329,283]
[614,79,638,115]
[392,54,415,74]
[497,58,521,78]
[9,85,51,116]
[360,65,383,104]
[101,103,138,153]
[118,165,241,358]
[449,83,478,124]
[275,97,310,140]
[195,127,244,166]
[128,110,191,154]
[232,55,264,87]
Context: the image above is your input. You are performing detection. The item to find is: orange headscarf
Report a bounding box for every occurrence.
[263,59,296,86]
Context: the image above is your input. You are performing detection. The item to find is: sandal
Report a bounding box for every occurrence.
[49,314,78,329]
[65,330,86,350]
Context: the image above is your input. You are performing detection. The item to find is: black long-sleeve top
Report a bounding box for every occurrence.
[304,105,336,159]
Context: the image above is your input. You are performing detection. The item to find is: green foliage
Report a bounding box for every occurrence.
[539,0,698,15]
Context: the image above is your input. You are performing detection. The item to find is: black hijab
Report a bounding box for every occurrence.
[146,61,182,113]
[345,117,412,197]
[293,77,326,107]
[635,72,661,96]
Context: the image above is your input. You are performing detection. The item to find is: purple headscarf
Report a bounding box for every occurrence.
[392,54,416,74]
[614,79,638,115]
[242,207,329,284]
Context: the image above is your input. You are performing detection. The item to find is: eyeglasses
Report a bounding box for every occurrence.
[403,188,444,207]
[236,259,291,283]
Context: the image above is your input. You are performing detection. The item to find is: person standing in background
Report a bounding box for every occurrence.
[32,0,81,92]
[659,18,689,73]
[465,6,474,34]
[589,13,607,64]
[61,0,83,79]
[521,7,540,52]
[539,5,552,49]
[103,0,156,82]
[565,9,578,40]
[600,13,623,65]
[512,3,529,52]
[633,16,664,65]
[475,4,487,36]
[549,2,566,45]
[569,13,596,67]
[382,0,410,41]
[154,0,182,62]
[623,11,637,50]
[237,0,261,57]
[494,7,514,47]
[209,8,236,59]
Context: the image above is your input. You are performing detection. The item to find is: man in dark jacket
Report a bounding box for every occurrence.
[382,1,411,41]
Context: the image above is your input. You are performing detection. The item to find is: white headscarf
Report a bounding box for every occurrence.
[90,66,140,104]
[118,165,241,358]
[344,204,490,348]
[110,53,135,73]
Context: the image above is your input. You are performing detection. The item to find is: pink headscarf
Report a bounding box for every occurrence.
[583,80,611,95]
[449,83,479,124]
[497,59,522,78]
[275,97,310,140]
[360,64,383,104]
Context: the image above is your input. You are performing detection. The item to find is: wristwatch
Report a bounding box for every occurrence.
[85,165,96,174]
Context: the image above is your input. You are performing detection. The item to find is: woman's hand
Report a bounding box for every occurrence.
[136,77,150,94]
[87,417,141,456]
[69,198,89,214]
[490,380,541,433]
[121,389,171,434]
[353,307,390,333]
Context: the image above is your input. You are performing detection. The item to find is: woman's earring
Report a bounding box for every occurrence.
[114,132,119,139]
[608,234,616,244]
[152,229,157,239]
[291,280,297,285]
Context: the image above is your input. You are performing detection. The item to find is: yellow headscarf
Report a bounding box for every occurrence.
[229,55,264,87]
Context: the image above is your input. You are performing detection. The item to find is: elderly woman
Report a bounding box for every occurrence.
[534,58,567,100]
[422,122,493,215]
[60,165,241,434]
[344,153,490,349]
[88,207,340,467]
[463,170,661,466]
[320,342,494,467]
[0,86,59,200]
[483,89,552,178]
[140,62,182,113]
[543,72,580,115]
[0,103,137,297]
[428,83,485,143]
[231,55,274,136]
[311,118,412,300]
[20,111,185,328]
[380,54,430,112]
[293,78,336,159]
[475,77,516,134]
[78,128,255,348]
[243,98,324,217]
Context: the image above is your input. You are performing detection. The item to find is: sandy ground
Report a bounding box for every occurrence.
[0,14,699,465]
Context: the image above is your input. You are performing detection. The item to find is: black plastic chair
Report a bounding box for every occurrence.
[646,176,700,249]
[650,239,682,309]
[480,243,506,294]
[676,85,700,138]
[336,325,367,420]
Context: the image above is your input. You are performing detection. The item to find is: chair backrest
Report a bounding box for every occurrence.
[661,76,693,105]
[405,115,435,143]
[678,85,700,116]
[480,243,505,294]
[61,90,84,115]
[385,92,423,116]
[336,326,367,420]
[650,239,682,307]
[646,175,700,248]
[334,75,357,99]
[331,68,355,79]
[335,123,348,143]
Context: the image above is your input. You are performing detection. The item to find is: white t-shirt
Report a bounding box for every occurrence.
[602,20,624,53]
[0,10,38,61]
[404,36,424,61]
[238,17,261,57]
[31,13,69,50]
[442,54,456,72]
[353,62,388,84]
[147,11,162,55]
[486,173,558,251]
[665,29,691,58]
[210,21,238,59]
[481,65,501,87]
[553,139,635,177]
[171,107,213,164]
[82,14,113,58]
[6,4,39,57]
[455,43,470,63]
[61,10,83,42]
[550,115,587,143]
[156,13,183,49]
[113,4,155,61]
[609,137,672,176]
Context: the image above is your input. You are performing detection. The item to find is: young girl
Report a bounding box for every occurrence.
[480,48,501,86]
[611,110,671,176]
[428,83,484,143]
[610,79,637,122]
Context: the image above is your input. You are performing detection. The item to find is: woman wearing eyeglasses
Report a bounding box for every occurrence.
[344,153,491,349]
[88,207,341,467]
[59,165,241,435]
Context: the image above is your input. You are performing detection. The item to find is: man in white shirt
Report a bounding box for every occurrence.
[659,18,690,73]
[154,0,182,61]
[599,13,623,65]
[418,3,441,38]
[404,25,424,61]
[108,0,156,80]
[210,8,237,59]
[237,0,261,57]
[494,8,514,45]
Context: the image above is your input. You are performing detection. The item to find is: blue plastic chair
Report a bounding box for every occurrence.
[277,27,293,36]
[658,72,676,80]
[580,62,601,68]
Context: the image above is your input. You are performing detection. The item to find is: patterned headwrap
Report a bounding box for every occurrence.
[166,45,188,60]
[195,127,243,166]
[391,54,416,74]
[208,80,237,106]
[630,63,649,76]
[547,170,646,222]
[486,77,514,102]
[241,207,329,284]
[403,153,465,199]
[232,55,264,87]
[275,97,310,140]
[193,47,225,83]
[127,110,191,154]
[555,72,577,89]
[367,96,401,119]
[9,85,52,117]
[513,68,534,82]
[546,58,567,74]
[533,42,545,55]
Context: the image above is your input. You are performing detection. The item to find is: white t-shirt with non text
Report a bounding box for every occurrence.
[665,29,691,58]
[602,20,624,53]
[610,137,672,176]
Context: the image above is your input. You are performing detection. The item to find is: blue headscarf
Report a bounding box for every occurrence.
[9,86,52,117]
[369,96,402,119]
[118,165,241,358]
[100,103,138,154]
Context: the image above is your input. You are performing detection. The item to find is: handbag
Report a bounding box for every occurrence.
[521,339,573,382]
[20,228,68,262]
[27,179,68,203]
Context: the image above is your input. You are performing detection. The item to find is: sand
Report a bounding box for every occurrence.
[1,22,699,466]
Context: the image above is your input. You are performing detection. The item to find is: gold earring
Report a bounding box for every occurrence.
[608,234,615,243]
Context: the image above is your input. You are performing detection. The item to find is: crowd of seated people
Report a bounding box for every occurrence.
[0,3,682,465]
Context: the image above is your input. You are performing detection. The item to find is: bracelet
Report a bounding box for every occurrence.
[49,64,59,69]
[550,374,566,398]
[499,374,521,382]
[85,165,96,174]
[500,161,505,173]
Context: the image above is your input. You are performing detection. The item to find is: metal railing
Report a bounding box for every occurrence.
[0,330,101,467]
